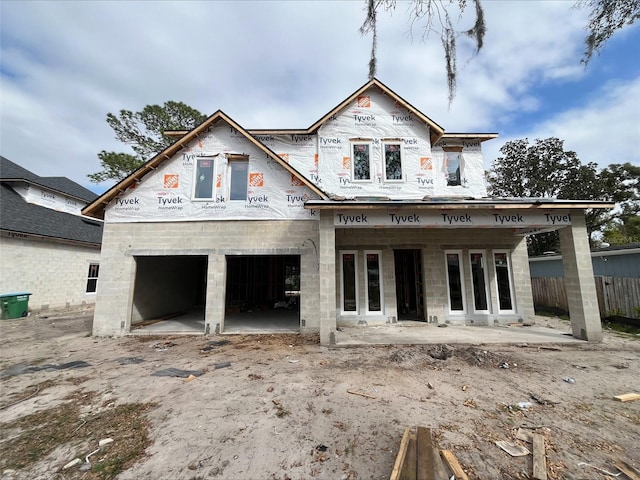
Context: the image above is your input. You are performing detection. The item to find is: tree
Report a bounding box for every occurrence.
[577,0,640,65]
[487,138,640,255]
[89,101,206,184]
[360,0,485,106]
[361,0,639,105]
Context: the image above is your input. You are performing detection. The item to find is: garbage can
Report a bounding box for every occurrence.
[0,292,31,319]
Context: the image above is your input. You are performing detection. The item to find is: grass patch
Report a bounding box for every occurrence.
[0,390,156,479]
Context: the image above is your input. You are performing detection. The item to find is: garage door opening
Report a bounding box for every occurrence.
[224,255,300,333]
[130,255,207,334]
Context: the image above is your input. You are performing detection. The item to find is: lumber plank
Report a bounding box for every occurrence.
[432,445,449,480]
[400,434,417,480]
[440,450,469,480]
[614,393,640,403]
[516,428,533,443]
[614,460,640,480]
[532,434,547,480]
[416,427,435,480]
[390,427,412,480]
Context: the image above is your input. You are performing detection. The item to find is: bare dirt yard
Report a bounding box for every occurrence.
[1,307,639,480]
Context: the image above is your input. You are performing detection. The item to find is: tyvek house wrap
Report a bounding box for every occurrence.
[265,90,485,199]
[104,123,319,223]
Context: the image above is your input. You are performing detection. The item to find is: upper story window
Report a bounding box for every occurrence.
[351,143,371,182]
[194,158,217,199]
[443,147,464,187]
[445,151,463,186]
[228,156,249,201]
[193,155,249,201]
[383,142,403,181]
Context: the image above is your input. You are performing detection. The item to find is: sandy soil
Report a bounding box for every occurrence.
[1,308,639,480]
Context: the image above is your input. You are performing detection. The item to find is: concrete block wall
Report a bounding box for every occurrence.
[0,237,100,312]
[92,220,319,337]
[559,213,602,341]
[334,227,532,326]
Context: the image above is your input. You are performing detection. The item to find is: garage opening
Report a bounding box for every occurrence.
[130,255,207,333]
[394,249,425,321]
[224,255,300,332]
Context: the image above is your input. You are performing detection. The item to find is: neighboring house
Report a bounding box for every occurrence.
[0,156,104,312]
[82,79,612,343]
[530,244,640,319]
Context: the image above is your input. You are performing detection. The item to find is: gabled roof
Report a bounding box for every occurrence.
[0,183,103,246]
[0,156,98,202]
[306,78,445,144]
[82,111,328,219]
[165,79,454,145]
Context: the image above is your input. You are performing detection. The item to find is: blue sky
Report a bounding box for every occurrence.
[1,0,638,195]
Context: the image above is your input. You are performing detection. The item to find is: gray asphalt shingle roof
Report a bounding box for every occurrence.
[0,156,98,202]
[0,157,103,245]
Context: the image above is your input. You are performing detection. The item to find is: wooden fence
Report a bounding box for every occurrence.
[531,276,640,319]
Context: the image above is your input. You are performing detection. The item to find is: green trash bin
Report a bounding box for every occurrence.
[0,292,31,319]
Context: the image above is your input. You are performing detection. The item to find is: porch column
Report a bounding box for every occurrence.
[319,211,337,345]
[559,211,602,341]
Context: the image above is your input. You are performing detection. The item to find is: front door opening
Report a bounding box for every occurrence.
[394,249,425,321]
[224,255,300,332]
[131,255,208,333]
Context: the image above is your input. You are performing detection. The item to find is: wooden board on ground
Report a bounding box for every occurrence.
[390,427,449,480]
[516,428,533,443]
[495,440,530,457]
[532,434,547,480]
[390,427,412,480]
[416,427,435,480]
[613,392,640,403]
[400,434,417,480]
[440,450,469,480]
[614,460,640,480]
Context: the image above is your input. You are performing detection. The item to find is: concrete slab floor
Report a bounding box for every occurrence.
[130,312,588,346]
[334,320,585,346]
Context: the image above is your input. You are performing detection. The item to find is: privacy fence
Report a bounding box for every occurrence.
[531,276,640,319]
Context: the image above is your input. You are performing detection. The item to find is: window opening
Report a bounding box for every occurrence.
[86,263,99,293]
[445,251,465,312]
[365,251,382,313]
[494,251,515,312]
[470,252,490,312]
[383,143,403,181]
[229,158,249,200]
[194,158,215,199]
[341,251,358,313]
[352,143,371,181]
[445,152,462,186]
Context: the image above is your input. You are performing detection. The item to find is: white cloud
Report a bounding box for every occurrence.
[0,0,638,194]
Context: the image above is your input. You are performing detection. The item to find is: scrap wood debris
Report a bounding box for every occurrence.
[347,390,376,399]
[390,426,469,480]
[613,392,640,402]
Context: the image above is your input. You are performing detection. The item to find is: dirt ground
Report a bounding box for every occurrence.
[1,307,639,480]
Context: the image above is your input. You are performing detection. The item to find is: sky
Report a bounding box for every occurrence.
[1,0,639,195]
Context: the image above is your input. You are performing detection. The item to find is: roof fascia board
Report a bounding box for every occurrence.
[304,200,616,210]
[440,133,499,142]
[0,229,101,248]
